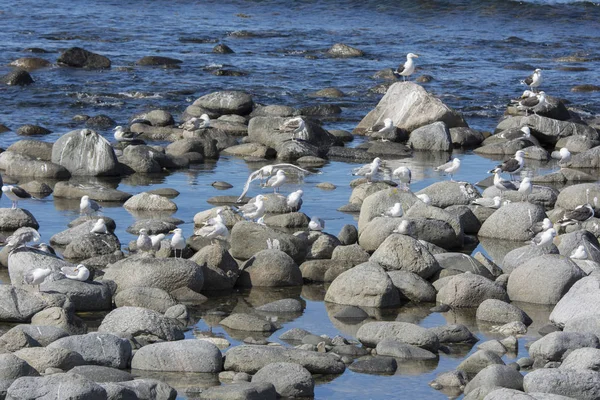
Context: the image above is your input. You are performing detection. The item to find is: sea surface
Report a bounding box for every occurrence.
[0,0,599,398]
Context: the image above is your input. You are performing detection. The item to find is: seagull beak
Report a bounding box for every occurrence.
[168,230,175,234]
[414,54,419,58]
[524,152,530,156]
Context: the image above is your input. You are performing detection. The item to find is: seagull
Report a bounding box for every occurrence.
[196,219,229,245]
[24,267,52,291]
[557,204,595,226]
[170,228,186,258]
[520,90,537,99]
[416,193,431,204]
[60,264,90,281]
[471,196,502,209]
[80,195,101,218]
[90,219,108,234]
[6,227,40,249]
[150,233,165,252]
[393,220,414,236]
[2,185,32,209]
[489,150,526,180]
[136,228,153,253]
[179,117,199,131]
[206,208,226,226]
[237,164,313,202]
[557,148,571,167]
[382,203,404,218]
[497,126,532,141]
[309,216,325,231]
[237,194,267,221]
[265,170,287,193]
[286,190,304,212]
[392,166,411,191]
[493,169,518,196]
[370,118,396,140]
[529,218,553,239]
[198,114,211,129]
[394,53,419,81]
[530,228,556,247]
[570,245,588,260]
[515,91,546,116]
[34,242,56,255]
[352,157,384,183]
[279,117,308,141]
[520,68,542,92]
[114,125,143,142]
[518,177,533,201]
[434,158,461,181]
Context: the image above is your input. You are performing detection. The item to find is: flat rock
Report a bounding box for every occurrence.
[47,333,131,369]
[97,306,184,342]
[356,321,440,352]
[131,340,222,372]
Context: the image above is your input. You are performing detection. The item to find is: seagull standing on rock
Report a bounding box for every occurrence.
[352,157,384,183]
[489,150,526,180]
[237,195,267,222]
[170,228,186,258]
[392,166,411,191]
[471,196,502,209]
[265,170,287,194]
[493,169,518,197]
[518,177,533,201]
[286,190,304,212]
[521,68,542,92]
[435,158,461,181]
[2,185,32,209]
[515,91,546,116]
[530,228,556,247]
[136,228,153,253]
[196,219,229,245]
[394,53,419,81]
[90,219,108,234]
[24,267,52,291]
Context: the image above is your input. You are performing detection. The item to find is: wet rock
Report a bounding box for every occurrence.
[0,208,39,230]
[103,257,204,294]
[220,313,277,332]
[114,287,178,313]
[13,347,86,372]
[222,142,274,159]
[1,68,34,85]
[407,121,452,151]
[456,350,505,375]
[237,249,302,287]
[0,151,70,179]
[131,340,222,372]
[230,221,306,263]
[136,56,182,66]
[190,244,239,291]
[507,254,585,305]
[193,90,253,115]
[375,338,438,360]
[223,345,346,374]
[0,286,47,322]
[550,276,600,328]
[41,280,112,311]
[572,84,600,92]
[18,181,53,196]
[256,298,303,313]
[67,365,133,383]
[126,219,176,235]
[479,202,546,241]
[213,43,234,53]
[437,273,509,308]
[327,43,364,57]
[1,325,68,347]
[450,127,485,148]
[476,299,532,326]
[47,333,131,369]
[136,109,174,127]
[325,262,400,308]
[349,356,397,375]
[435,252,495,280]
[252,362,314,397]
[31,306,87,335]
[16,124,51,136]
[98,306,184,342]
[85,115,115,129]
[53,181,132,202]
[123,192,178,211]
[63,232,121,261]
[58,47,111,69]
[429,370,467,389]
[199,382,277,400]
[6,139,53,160]
[387,270,437,303]
[429,324,478,344]
[464,364,524,394]
[497,115,597,145]
[356,321,440,352]
[104,378,177,399]
[52,129,121,176]
[523,368,600,399]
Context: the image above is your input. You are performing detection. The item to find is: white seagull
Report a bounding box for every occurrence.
[237,164,313,202]
[60,264,90,281]
[196,219,229,245]
[392,166,411,191]
[352,157,384,183]
[150,233,165,252]
[489,150,526,180]
[90,219,108,234]
[515,91,546,116]
[471,196,502,209]
[2,185,32,209]
[24,267,52,291]
[393,220,414,236]
[286,190,304,212]
[170,228,186,258]
[80,195,101,217]
[493,169,518,196]
[520,68,542,92]
[570,245,588,260]
[237,194,267,222]
[557,148,571,167]
[309,216,325,231]
[136,228,153,253]
[518,177,533,201]
[371,118,396,140]
[6,227,41,249]
[382,203,404,218]
[279,117,308,141]
[114,125,143,142]
[435,158,461,181]
[530,228,556,247]
[416,193,431,204]
[395,53,419,81]
[265,170,287,193]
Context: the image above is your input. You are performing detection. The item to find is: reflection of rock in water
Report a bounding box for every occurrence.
[130,370,219,394]
[301,283,327,301]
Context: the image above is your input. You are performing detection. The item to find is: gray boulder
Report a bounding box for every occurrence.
[496,114,597,144]
[370,233,441,279]
[52,129,120,176]
[387,270,437,303]
[356,321,440,352]
[476,299,532,325]
[1,325,68,347]
[230,221,306,263]
[190,244,240,291]
[429,324,478,344]
[47,333,131,369]
[252,362,314,398]
[554,183,600,211]
[52,181,132,202]
[31,307,87,335]
[327,43,364,57]
[237,249,302,287]
[464,364,524,395]
[7,373,107,399]
[560,348,600,371]
[1,68,33,85]
[58,47,111,69]
[529,331,599,362]
[62,233,120,261]
[502,244,559,275]
[40,280,112,311]
[123,192,178,211]
[67,365,133,383]
[456,350,505,376]
[550,276,600,328]
[0,353,39,380]
[0,208,39,230]
[0,286,47,322]
[357,217,405,252]
[114,287,178,313]
[437,274,509,308]
[325,262,400,308]
[375,338,438,360]
[104,378,177,400]
[407,121,452,151]
[13,347,86,372]
[450,127,485,147]
[193,90,253,115]
[97,306,184,342]
[507,255,585,305]
[357,187,418,231]
[416,181,481,208]
[131,340,222,372]
[435,252,495,280]
[199,382,276,400]
[219,313,277,332]
[50,219,112,246]
[479,202,546,241]
[556,230,600,262]
[223,345,346,374]
[523,369,600,400]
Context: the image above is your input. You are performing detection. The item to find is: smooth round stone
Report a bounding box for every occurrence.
[211,181,233,189]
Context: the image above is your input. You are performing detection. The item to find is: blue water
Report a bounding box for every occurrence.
[1,0,599,398]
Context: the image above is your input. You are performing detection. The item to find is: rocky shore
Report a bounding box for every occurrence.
[1,44,600,400]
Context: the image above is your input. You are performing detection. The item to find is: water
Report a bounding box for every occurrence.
[0,0,599,398]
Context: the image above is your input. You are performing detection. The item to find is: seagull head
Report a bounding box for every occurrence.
[139,228,148,235]
[534,68,542,73]
[515,150,526,158]
[453,158,461,165]
[296,189,304,196]
[559,148,570,157]
[169,228,183,235]
[407,53,419,59]
[113,125,123,132]
[200,114,210,121]
[81,195,89,202]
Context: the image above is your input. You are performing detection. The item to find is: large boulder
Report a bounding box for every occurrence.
[198,382,276,400]
[437,273,509,308]
[507,255,585,305]
[476,299,532,325]
[0,208,39,231]
[47,333,131,369]
[6,140,53,160]
[0,353,39,380]
[114,287,178,313]
[52,129,120,176]
[1,325,69,347]
[190,244,240,291]
[252,362,314,398]
[555,183,600,211]
[523,368,600,400]
[6,373,107,399]
[237,249,302,287]
[464,364,524,395]
[62,233,121,261]
[97,307,184,342]
[230,221,306,263]
[407,121,452,151]
[479,202,546,241]
[0,286,48,322]
[354,82,467,134]
[13,347,86,372]
[247,116,336,151]
[387,270,437,303]
[57,47,111,69]
[497,114,598,145]
[52,181,132,202]
[356,321,440,352]
[193,90,253,115]
[370,234,441,279]
[502,244,559,275]
[131,340,222,372]
[357,187,419,231]
[103,257,204,294]
[0,151,70,179]
[416,181,481,208]
[324,262,400,308]
[123,192,178,211]
[529,331,599,362]
[31,307,87,335]
[1,68,33,85]
[550,276,600,327]
[40,280,112,311]
[560,348,600,371]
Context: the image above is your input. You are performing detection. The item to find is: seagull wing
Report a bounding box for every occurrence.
[522,73,534,86]
[12,186,32,199]
[500,158,520,173]
[237,169,264,203]
[434,160,454,171]
[60,266,78,278]
[396,63,406,75]
[519,96,540,108]
[272,164,313,175]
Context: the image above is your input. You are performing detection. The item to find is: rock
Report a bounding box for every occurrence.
[236,249,302,287]
[450,127,485,148]
[331,243,370,265]
[84,115,115,129]
[16,124,51,136]
[126,219,176,235]
[52,181,132,202]
[387,270,437,303]
[327,43,364,57]
[325,262,400,308]
[555,183,600,211]
[6,139,53,160]
[464,364,524,394]
[556,230,600,262]
[58,47,111,69]
[0,208,39,230]
[407,121,452,151]
[193,90,253,115]
[437,274,509,308]
[136,109,174,127]
[131,340,222,372]
[507,255,585,305]
[435,252,495,280]
[0,151,70,179]
[123,192,177,211]
[67,365,133,383]
[62,233,121,261]
[136,56,182,66]
[40,280,112,311]
[31,307,87,335]
[356,321,440,352]
[502,244,559,275]
[18,181,52,196]
[348,356,397,375]
[97,306,184,342]
[13,347,86,372]
[119,145,162,173]
[416,181,480,208]
[190,244,240,291]
[251,362,314,397]
[1,68,34,85]
[230,221,306,263]
[0,353,39,380]
[47,333,131,369]
[429,324,478,344]
[429,370,468,389]
[198,382,277,400]
[375,338,438,360]
[8,373,108,399]
[0,286,47,322]
[497,115,598,145]
[456,350,505,376]
[247,116,335,152]
[560,347,600,371]
[264,212,309,228]
[213,43,234,53]
[220,313,277,332]
[354,82,467,134]
[223,345,346,374]
[529,331,599,362]
[105,378,177,400]
[523,368,600,400]
[0,328,39,352]
[550,276,600,328]
[1,325,68,347]
[52,129,120,176]
[256,299,303,313]
[476,299,532,326]
[479,202,546,241]
[370,233,441,278]
[310,87,345,98]
[222,143,275,159]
